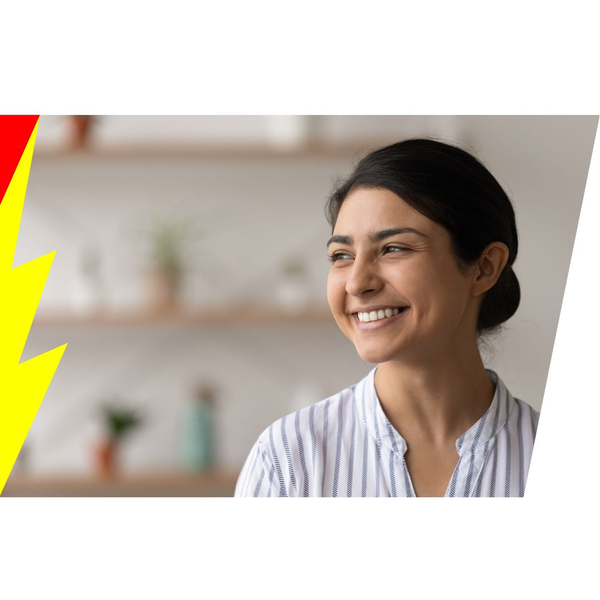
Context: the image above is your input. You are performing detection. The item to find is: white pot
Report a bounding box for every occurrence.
[264,116,314,150]
[275,278,310,314]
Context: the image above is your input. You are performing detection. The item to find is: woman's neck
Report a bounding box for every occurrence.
[374,344,495,448]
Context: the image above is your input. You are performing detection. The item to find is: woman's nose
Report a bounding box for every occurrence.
[345,257,383,297]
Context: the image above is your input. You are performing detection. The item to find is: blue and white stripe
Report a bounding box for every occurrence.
[235,367,540,497]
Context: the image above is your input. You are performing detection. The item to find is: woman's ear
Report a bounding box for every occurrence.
[472,242,510,297]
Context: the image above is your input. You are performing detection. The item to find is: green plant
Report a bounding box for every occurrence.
[282,258,306,278]
[101,404,143,442]
[149,218,188,276]
[139,214,207,280]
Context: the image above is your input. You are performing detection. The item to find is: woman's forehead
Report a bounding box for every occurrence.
[334,187,443,239]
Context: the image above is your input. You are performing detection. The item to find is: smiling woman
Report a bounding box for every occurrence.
[235,138,539,498]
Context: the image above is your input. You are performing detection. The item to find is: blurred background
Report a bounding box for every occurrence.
[2,115,596,496]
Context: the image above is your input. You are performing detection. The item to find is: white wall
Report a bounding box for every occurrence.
[16,115,597,476]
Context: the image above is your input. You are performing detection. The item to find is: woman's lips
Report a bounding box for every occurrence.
[354,307,409,330]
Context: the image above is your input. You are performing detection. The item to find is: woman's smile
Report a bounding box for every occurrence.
[352,306,410,330]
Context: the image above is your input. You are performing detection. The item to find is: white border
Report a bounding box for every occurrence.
[1,3,598,598]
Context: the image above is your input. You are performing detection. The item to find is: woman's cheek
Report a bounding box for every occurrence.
[327,272,345,310]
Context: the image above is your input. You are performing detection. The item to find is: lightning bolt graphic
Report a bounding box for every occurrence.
[0,117,67,494]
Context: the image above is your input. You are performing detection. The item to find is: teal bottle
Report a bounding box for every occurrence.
[181,383,215,470]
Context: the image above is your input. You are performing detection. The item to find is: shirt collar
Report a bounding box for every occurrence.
[359,366,515,457]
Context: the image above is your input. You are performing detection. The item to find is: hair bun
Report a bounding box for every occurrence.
[478,266,520,332]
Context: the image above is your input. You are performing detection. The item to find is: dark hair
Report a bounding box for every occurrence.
[325,138,520,337]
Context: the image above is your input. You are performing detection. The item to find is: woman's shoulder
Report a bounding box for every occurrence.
[511,396,541,432]
[241,378,365,497]
[488,369,541,433]
[512,396,540,415]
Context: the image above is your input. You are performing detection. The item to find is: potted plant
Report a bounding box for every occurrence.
[133,212,208,312]
[95,404,142,478]
[143,216,193,312]
[68,115,96,149]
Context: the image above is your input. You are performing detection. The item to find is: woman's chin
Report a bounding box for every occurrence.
[354,344,400,365]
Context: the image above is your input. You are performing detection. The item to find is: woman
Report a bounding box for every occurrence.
[235,138,540,497]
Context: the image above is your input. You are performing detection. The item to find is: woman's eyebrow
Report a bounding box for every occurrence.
[327,227,428,248]
[327,234,352,248]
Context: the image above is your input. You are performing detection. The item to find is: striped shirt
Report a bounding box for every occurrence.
[234,367,540,497]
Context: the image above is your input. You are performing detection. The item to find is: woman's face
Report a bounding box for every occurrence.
[326,187,480,364]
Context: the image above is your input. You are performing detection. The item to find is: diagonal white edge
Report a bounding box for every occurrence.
[526,122,600,499]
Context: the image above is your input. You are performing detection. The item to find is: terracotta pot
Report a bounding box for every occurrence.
[95,439,118,478]
[69,115,93,149]
[147,269,180,312]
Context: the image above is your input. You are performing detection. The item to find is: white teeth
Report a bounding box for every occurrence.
[357,308,404,323]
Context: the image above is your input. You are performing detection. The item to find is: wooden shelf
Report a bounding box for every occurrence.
[32,304,335,327]
[2,469,240,497]
[31,141,383,161]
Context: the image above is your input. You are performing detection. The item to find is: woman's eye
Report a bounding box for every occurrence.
[383,245,410,254]
[328,252,352,263]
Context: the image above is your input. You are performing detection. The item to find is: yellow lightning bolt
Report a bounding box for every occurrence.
[0,122,67,494]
